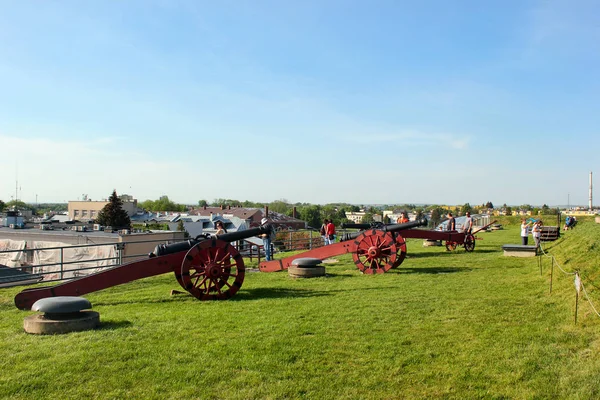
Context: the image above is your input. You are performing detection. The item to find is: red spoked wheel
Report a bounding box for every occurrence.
[175,238,245,300]
[464,234,475,252]
[445,241,458,251]
[392,233,407,269]
[352,230,398,274]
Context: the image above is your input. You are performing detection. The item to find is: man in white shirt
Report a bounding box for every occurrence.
[463,212,473,234]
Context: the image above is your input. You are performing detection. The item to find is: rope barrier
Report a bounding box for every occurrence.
[580,279,600,318]
[538,242,575,276]
[538,238,600,321]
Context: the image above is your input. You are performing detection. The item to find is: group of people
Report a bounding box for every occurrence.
[320,219,336,245]
[564,215,577,231]
[444,212,473,233]
[520,219,543,247]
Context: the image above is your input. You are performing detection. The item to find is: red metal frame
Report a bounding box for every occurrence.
[14,239,245,310]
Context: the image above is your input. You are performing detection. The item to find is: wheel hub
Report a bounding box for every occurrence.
[205,263,222,279]
[367,246,381,259]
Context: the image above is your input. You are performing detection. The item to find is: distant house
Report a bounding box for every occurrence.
[344,211,382,223]
[345,212,366,223]
[189,206,307,231]
[263,211,306,230]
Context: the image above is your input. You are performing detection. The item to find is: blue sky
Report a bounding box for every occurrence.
[0,0,598,207]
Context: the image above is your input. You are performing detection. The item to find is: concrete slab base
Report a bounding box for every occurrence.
[502,244,538,257]
[24,311,100,335]
[288,265,326,278]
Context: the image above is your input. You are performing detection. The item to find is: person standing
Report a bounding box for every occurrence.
[520,219,531,245]
[446,213,456,231]
[260,217,274,261]
[532,220,542,248]
[326,219,336,245]
[397,212,409,224]
[320,219,329,245]
[463,212,473,234]
[214,221,227,236]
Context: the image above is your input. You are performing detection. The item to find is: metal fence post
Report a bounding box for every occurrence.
[116,243,126,265]
[60,247,64,280]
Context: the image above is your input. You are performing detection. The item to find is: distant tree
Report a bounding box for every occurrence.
[177,220,190,238]
[297,205,322,228]
[430,208,442,226]
[520,204,532,211]
[541,204,550,214]
[460,203,473,216]
[140,196,187,212]
[485,201,494,209]
[321,204,339,224]
[211,198,242,207]
[334,208,350,226]
[361,212,375,223]
[505,206,513,215]
[96,190,131,229]
[415,208,425,220]
[242,200,262,208]
[269,200,290,214]
[4,200,30,211]
[198,199,208,207]
[0,200,4,212]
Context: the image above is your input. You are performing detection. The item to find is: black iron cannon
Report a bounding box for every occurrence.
[15,226,273,310]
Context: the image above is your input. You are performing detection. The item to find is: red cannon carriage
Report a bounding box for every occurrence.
[342,219,496,254]
[14,226,273,310]
[260,219,431,275]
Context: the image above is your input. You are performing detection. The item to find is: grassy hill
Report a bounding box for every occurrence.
[1,217,600,399]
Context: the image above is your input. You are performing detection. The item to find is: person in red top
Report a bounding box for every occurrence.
[326,220,336,245]
[397,212,409,224]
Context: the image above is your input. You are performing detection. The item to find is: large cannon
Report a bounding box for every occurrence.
[14,226,273,310]
[343,219,497,253]
[260,219,428,274]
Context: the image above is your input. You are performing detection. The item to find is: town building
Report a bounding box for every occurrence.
[67,194,139,222]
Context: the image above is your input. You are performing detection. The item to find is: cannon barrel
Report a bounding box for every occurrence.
[341,222,385,229]
[340,218,428,242]
[151,225,273,257]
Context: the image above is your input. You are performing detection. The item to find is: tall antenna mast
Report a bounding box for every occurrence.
[590,171,593,211]
[15,162,18,202]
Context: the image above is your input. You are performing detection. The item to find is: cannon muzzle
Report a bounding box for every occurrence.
[151,225,273,257]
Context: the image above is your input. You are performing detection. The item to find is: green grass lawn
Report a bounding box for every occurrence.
[2,217,600,399]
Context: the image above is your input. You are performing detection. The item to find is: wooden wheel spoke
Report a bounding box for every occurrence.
[221,280,233,289]
[212,278,224,295]
[198,276,209,292]
[192,271,206,287]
